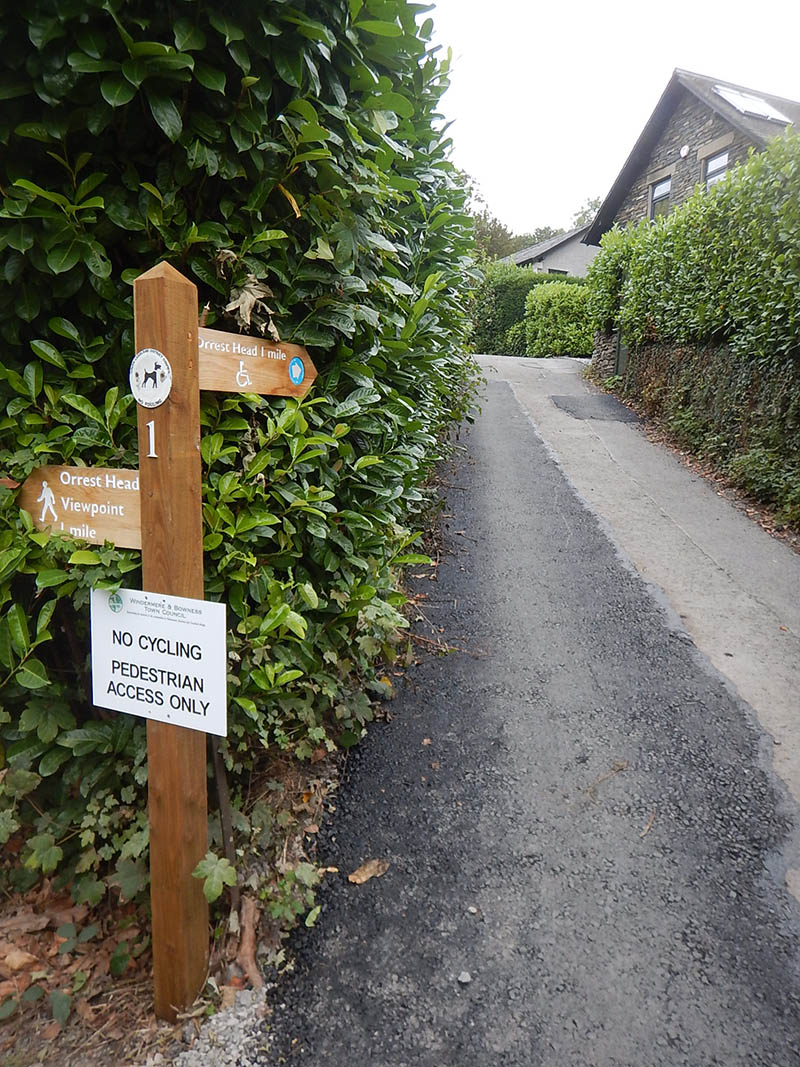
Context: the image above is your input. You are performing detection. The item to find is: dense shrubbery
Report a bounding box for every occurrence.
[524,281,593,356]
[0,1,479,901]
[586,132,800,521]
[468,260,583,354]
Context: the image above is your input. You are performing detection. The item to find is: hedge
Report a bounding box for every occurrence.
[524,281,593,356]
[0,1,479,902]
[586,131,800,521]
[586,133,800,359]
[469,260,583,354]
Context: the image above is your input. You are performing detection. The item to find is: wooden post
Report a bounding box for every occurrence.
[133,263,209,1020]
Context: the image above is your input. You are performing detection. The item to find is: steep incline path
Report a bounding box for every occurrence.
[260,379,800,1066]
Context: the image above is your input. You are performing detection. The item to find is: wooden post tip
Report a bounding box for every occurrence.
[134,261,196,287]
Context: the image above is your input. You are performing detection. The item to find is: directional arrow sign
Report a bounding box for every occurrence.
[18,465,141,549]
[197,327,317,397]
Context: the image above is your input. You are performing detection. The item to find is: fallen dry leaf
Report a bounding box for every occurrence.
[304,824,319,835]
[421,738,432,746]
[311,747,327,764]
[4,947,38,971]
[348,859,390,885]
[42,1020,61,1040]
[0,911,50,935]
[220,984,238,1010]
[75,998,96,1024]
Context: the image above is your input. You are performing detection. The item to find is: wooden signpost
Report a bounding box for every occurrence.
[133,263,209,1021]
[14,262,317,1020]
[130,268,317,1020]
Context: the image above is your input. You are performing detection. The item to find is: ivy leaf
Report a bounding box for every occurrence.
[110,858,148,902]
[2,768,41,800]
[49,990,71,1025]
[192,851,237,902]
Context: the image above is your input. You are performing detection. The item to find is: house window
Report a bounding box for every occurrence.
[650,177,671,219]
[705,150,729,190]
[548,268,567,275]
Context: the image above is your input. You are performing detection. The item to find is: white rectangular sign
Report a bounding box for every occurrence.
[90,587,227,736]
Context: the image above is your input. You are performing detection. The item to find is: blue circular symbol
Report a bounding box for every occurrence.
[288,357,305,386]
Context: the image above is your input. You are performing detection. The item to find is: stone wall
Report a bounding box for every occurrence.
[591,329,617,379]
[614,89,754,228]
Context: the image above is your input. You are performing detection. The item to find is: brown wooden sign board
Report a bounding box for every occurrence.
[197,327,317,397]
[18,465,141,549]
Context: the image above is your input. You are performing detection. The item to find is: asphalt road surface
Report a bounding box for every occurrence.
[259,368,800,1066]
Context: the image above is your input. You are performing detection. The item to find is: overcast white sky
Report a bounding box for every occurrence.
[429,0,800,234]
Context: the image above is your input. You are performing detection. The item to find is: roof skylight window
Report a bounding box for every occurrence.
[714,85,792,124]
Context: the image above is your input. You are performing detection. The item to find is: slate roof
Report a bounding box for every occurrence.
[504,224,592,266]
[584,69,800,246]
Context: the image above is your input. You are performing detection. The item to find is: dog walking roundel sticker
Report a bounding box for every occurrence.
[130,348,173,408]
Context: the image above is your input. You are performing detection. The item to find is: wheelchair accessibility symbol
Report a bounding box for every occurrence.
[288,357,305,386]
[235,360,252,388]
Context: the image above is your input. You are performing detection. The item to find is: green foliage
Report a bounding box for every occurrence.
[585,225,634,332]
[587,133,800,521]
[587,133,800,358]
[524,282,593,356]
[621,342,800,523]
[0,1,479,896]
[261,860,321,925]
[503,320,528,356]
[470,262,583,354]
[193,851,238,903]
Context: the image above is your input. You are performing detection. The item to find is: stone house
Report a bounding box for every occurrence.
[584,69,800,375]
[504,224,598,278]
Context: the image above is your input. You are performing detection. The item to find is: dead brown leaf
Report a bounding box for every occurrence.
[348,859,390,885]
[0,911,50,935]
[42,1020,61,1040]
[421,738,432,746]
[4,947,38,971]
[220,984,238,1011]
[75,998,96,1024]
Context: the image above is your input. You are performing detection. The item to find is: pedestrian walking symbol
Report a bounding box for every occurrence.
[37,480,57,523]
[288,357,305,386]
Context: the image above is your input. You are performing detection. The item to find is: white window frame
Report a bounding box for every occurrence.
[705,150,729,190]
[649,176,671,219]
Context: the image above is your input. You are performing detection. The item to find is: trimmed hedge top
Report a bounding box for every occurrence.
[586,132,800,362]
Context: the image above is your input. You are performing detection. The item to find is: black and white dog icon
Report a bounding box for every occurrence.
[142,362,162,388]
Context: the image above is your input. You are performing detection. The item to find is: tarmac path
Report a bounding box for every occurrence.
[257,363,800,1066]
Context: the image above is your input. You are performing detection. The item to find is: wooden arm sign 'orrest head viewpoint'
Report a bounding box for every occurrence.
[197,327,317,397]
[18,465,141,549]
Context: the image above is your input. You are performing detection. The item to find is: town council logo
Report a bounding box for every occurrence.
[108,592,124,614]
